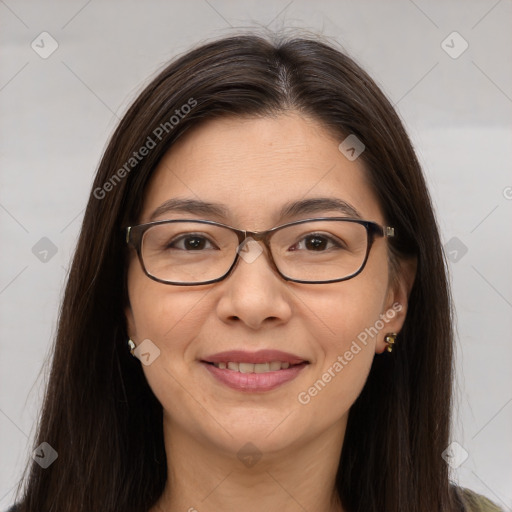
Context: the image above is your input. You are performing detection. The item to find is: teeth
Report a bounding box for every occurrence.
[239,363,253,374]
[212,361,296,372]
[254,362,269,373]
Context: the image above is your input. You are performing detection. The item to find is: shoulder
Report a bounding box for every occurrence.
[455,486,504,512]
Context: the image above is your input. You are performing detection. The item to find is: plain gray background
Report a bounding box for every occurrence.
[1,0,511,509]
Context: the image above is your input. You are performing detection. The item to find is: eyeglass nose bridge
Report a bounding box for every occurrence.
[230,227,286,280]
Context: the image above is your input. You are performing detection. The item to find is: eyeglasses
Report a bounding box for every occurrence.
[125,217,395,286]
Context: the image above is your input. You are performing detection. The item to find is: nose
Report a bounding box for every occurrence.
[215,238,293,329]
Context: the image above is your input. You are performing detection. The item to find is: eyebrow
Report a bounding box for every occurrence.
[149,197,362,222]
[148,197,362,223]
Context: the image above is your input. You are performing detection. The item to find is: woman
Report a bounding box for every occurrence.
[9,32,503,512]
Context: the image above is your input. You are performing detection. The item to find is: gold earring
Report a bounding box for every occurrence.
[384,333,397,353]
[128,339,136,356]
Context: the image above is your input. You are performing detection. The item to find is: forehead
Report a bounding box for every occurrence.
[140,113,383,228]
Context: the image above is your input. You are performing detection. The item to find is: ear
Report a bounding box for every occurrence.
[125,302,136,341]
[375,255,417,354]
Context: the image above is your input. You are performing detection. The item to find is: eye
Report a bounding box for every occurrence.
[291,233,346,252]
[167,234,218,251]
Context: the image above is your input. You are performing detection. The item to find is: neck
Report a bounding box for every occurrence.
[151,414,347,512]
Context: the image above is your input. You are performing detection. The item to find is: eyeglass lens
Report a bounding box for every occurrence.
[139,220,369,284]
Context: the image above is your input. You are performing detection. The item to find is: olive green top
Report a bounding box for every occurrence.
[458,487,504,511]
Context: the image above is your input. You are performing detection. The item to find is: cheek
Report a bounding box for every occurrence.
[126,261,209,358]
[296,294,379,416]
[297,262,388,410]
[126,274,211,415]
[308,272,387,354]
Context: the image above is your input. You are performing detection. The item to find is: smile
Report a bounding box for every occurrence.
[211,361,293,372]
[201,361,309,392]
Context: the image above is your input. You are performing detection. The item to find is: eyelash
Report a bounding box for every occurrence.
[166,232,345,252]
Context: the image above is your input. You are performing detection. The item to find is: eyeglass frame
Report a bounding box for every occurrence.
[124,217,395,286]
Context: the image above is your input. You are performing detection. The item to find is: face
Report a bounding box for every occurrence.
[125,112,411,460]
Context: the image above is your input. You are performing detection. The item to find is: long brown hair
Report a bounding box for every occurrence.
[14,31,464,512]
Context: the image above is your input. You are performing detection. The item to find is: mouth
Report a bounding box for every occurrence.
[202,360,306,373]
[199,350,310,392]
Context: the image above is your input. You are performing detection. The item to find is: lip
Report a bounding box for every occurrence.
[201,360,308,392]
[201,349,307,365]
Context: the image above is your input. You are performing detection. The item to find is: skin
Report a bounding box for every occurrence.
[125,112,415,512]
